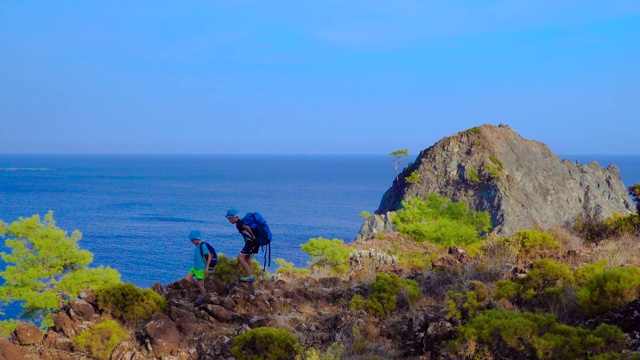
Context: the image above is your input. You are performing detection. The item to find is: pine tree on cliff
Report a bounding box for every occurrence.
[390,148,410,185]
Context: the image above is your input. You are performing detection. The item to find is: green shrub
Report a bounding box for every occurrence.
[574,259,607,287]
[364,273,420,318]
[392,194,492,247]
[0,319,21,338]
[301,237,351,274]
[447,281,490,320]
[578,266,640,316]
[72,319,128,360]
[483,156,504,178]
[494,259,573,313]
[274,258,308,277]
[466,126,481,134]
[212,254,260,283]
[95,283,167,325]
[231,327,300,360]
[511,230,560,259]
[405,171,421,184]
[358,211,372,219]
[449,310,624,359]
[350,294,365,310]
[467,167,480,183]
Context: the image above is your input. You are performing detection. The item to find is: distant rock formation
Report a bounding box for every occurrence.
[361,124,633,237]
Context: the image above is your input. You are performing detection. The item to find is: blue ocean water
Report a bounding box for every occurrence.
[0,155,393,290]
[0,154,638,321]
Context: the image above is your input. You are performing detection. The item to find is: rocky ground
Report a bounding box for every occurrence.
[3,230,640,359]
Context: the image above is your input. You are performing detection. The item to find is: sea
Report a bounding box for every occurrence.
[0,154,639,320]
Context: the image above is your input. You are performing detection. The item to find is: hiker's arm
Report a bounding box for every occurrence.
[205,253,212,271]
[242,225,256,240]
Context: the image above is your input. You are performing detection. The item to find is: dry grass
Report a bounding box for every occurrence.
[589,233,640,268]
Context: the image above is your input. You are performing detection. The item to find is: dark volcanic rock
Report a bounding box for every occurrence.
[364,124,633,236]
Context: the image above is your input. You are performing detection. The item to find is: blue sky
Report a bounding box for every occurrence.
[1,1,639,155]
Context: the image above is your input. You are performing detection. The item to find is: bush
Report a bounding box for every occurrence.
[212,254,260,283]
[574,260,607,287]
[466,167,480,183]
[494,259,574,315]
[447,286,489,320]
[392,194,492,247]
[578,266,640,316]
[405,171,421,184]
[364,273,420,318]
[301,237,351,274]
[511,230,560,259]
[350,294,365,310]
[72,319,128,360]
[449,310,625,359]
[231,327,300,360]
[95,283,167,325]
[274,258,308,277]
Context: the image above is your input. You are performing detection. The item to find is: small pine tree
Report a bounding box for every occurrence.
[0,212,121,328]
[389,148,410,185]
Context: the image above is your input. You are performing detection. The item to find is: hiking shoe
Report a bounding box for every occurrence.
[240,275,255,283]
[194,298,205,306]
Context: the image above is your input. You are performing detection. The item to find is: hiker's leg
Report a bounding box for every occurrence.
[237,252,253,275]
[196,279,206,297]
[185,271,196,284]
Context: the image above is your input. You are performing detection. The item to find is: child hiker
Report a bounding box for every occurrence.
[225,208,257,282]
[184,229,212,305]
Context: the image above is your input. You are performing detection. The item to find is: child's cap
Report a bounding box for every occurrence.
[188,229,202,240]
[225,208,239,218]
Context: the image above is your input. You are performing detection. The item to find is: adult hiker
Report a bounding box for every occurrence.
[225,208,258,282]
[184,229,212,305]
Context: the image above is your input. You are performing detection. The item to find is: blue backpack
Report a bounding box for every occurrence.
[199,242,218,271]
[242,212,272,269]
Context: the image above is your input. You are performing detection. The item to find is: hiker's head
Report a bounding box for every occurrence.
[225,208,239,223]
[188,229,202,243]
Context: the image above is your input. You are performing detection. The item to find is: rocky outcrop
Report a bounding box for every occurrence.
[371,124,634,236]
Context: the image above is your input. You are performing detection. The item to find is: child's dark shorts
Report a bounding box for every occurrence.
[241,240,260,255]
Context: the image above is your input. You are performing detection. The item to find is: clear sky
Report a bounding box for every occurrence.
[1,1,639,155]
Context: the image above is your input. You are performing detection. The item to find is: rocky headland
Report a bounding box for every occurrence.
[359,124,633,239]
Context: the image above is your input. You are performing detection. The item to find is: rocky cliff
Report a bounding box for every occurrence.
[364,124,633,237]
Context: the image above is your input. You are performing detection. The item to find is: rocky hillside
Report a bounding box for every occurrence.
[367,124,633,237]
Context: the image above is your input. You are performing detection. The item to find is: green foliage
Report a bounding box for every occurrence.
[211,254,260,283]
[364,273,420,318]
[72,319,128,360]
[405,171,421,184]
[483,156,504,178]
[466,126,482,134]
[95,283,167,325]
[389,148,410,184]
[449,310,625,359]
[0,319,21,338]
[358,211,372,219]
[300,237,351,274]
[494,259,573,311]
[392,194,492,246]
[350,294,365,310]
[447,281,489,320]
[467,167,480,183]
[0,212,121,326]
[512,230,561,258]
[274,258,308,277]
[578,266,640,316]
[574,259,607,287]
[296,343,344,360]
[231,327,300,360]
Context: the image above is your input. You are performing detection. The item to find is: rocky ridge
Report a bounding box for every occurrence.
[360,124,633,238]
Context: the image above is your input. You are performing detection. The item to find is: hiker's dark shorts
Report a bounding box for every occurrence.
[240,240,260,255]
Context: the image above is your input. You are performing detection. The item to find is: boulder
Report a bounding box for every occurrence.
[145,313,182,358]
[11,322,44,345]
[52,312,76,338]
[70,298,95,321]
[0,338,25,360]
